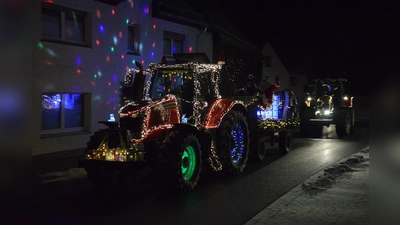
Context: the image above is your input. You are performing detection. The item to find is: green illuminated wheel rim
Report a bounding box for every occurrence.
[230,124,245,165]
[181,145,198,181]
[159,131,202,192]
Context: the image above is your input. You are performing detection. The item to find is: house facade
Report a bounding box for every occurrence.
[260,42,311,98]
[32,0,263,157]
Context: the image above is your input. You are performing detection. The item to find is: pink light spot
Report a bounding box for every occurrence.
[106,55,110,62]
[111,9,115,15]
[152,42,156,47]
[121,55,125,59]
[153,24,156,29]
[189,46,193,52]
[96,9,101,18]
[76,69,81,74]
[108,82,111,86]
[141,60,145,64]
[130,2,134,8]
[119,31,123,38]
[43,60,53,66]
[91,81,96,86]
[96,40,100,46]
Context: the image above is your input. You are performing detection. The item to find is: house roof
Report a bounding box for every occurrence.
[188,0,262,56]
[152,0,262,56]
[152,0,209,28]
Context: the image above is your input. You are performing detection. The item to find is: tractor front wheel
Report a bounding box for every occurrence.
[160,131,202,192]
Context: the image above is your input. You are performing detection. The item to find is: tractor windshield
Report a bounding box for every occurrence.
[150,69,194,99]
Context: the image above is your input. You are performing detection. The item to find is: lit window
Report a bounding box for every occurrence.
[127,24,140,55]
[163,31,184,56]
[41,3,90,46]
[41,93,89,134]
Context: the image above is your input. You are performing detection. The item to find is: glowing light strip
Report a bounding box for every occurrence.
[204,99,245,129]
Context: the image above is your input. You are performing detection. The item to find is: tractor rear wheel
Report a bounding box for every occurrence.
[216,111,249,175]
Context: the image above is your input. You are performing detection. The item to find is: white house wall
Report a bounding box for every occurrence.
[261,42,291,91]
[32,0,205,156]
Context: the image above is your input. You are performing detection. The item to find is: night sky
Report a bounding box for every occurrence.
[223,2,399,95]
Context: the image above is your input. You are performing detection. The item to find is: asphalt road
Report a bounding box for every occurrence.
[32,122,369,225]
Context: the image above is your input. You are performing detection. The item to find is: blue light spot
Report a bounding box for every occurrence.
[132,60,136,64]
[113,36,118,45]
[76,57,81,66]
[113,74,117,82]
[99,24,104,33]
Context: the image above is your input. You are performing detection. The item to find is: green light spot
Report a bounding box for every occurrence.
[132,60,136,64]
[111,47,114,52]
[94,74,97,78]
[126,19,129,24]
[38,42,44,49]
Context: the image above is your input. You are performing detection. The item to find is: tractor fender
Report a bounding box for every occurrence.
[204,98,247,129]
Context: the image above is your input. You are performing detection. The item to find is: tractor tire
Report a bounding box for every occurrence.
[249,135,267,162]
[278,131,292,155]
[159,131,202,192]
[216,111,249,175]
[335,109,353,137]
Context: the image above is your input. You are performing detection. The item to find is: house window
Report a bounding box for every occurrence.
[41,93,89,134]
[127,24,140,55]
[41,3,90,46]
[163,31,184,56]
[264,56,272,67]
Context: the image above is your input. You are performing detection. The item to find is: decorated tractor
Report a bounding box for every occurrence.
[78,53,299,192]
[299,78,354,137]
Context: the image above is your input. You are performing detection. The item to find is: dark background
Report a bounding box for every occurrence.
[222,1,399,95]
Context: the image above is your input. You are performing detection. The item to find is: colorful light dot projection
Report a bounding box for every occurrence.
[96,9,101,18]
